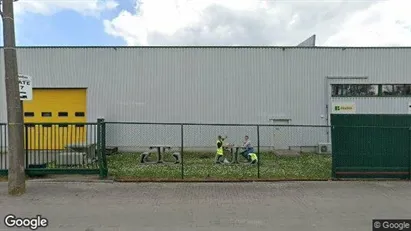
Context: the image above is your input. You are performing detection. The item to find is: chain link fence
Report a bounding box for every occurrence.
[106,122,181,152]
[258,125,331,180]
[182,124,259,179]
[105,122,332,180]
[105,122,183,179]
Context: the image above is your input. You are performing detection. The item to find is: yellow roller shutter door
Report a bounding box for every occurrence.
[23,88,87,150]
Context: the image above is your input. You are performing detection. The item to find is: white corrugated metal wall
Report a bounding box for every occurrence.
[0,47,410,151]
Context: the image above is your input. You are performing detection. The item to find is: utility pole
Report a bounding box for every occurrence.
[0,0,25,196]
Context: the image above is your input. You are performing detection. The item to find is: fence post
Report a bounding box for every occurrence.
[101,120,108,178]
[331,126,336,180]
[409,127,411,180]
[24,124,28,169]
[181,124,184,179]
[97,118,107,179]
[257,125,260,179]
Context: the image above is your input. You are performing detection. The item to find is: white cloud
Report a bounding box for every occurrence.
[324,0,411,46]
[14,0,118,17]
[103,0,411,46]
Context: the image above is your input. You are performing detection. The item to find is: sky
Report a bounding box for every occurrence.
[0,0,410,46]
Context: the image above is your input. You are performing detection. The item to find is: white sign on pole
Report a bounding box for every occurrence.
[18,74,33,101]
[331,102,356,114]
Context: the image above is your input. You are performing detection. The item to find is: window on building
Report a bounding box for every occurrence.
[75,124,84,128]
[332,84,411,97]
[382,84,411,96]
[356,85,379,96]
[331,84,378,97]
[58,124,68,128]
[344,85,358,96]
[405,85,411,96]
[382,84,394,96]
[42,124,52,128]
[331,85,344,97]
[75,112,85,117]
[41,112,52,117]
[58,112,68,117]
[24,112,34,117]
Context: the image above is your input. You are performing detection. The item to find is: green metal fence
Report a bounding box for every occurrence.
[0,119,107,179]
[2,117,410,181]
[331,114,411,179]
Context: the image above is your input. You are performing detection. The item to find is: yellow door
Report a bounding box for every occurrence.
[23,88,87,150]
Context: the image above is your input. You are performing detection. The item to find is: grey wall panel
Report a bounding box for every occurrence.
[0,47,410,151]
[104,123,328,151]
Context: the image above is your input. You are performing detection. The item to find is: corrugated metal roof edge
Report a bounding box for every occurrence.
[1,46,411,49]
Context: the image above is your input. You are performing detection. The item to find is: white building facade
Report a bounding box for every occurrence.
[0,46,410,151]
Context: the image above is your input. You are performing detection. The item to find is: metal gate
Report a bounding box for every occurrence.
[331,114,411,179]
[0,119,107,178]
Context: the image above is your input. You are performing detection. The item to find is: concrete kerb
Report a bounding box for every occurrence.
[113,178,332,183]
[3,176,409,183]
[27,178,115,183]
[113,178,410,183]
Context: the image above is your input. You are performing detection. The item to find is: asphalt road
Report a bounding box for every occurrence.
[0,181,410,231]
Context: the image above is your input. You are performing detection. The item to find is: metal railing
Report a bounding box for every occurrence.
[0,121,107,178]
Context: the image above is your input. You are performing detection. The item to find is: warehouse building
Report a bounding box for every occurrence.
[0,45,410,152]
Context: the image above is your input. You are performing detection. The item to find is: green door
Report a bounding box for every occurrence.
[331,114,411,179]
